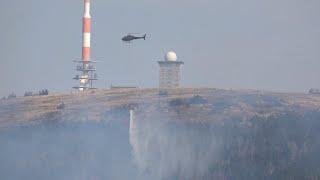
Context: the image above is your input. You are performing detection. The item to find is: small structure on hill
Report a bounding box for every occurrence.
[309,88,320,94]
[7,92,17,99]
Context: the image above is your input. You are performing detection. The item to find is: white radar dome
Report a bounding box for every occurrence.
[165,51,178,61]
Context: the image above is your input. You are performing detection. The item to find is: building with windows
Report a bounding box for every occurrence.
[158,51,184,89]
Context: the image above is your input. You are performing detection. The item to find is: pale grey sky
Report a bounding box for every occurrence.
[1,0,320,96]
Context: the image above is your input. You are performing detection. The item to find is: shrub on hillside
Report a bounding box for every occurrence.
[24,91,33,97]
[169,95,208,107]
[188,95,208,104]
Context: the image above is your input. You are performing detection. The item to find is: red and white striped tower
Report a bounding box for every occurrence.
[82,0,91,61]
[73,0,98,90]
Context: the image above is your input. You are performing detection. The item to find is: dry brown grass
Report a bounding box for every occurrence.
[1,88,320,128]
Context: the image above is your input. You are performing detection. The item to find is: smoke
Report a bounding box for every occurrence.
[130,108,221,179]
[1,99,320,179]
[0,103,222,180]
[129,106,320,179]
[0,121,141,180]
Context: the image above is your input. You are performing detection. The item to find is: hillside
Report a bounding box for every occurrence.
[1,88,320,127]
[1,88,320,179]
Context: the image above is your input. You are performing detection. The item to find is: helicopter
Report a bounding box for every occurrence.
[122,33,147,42]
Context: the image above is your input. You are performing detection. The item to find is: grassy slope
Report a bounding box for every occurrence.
[0,88,320,128]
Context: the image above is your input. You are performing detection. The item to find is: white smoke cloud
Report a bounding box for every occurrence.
[130,108,221,179]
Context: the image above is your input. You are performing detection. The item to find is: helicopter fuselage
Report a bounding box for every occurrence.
[122,34,146,42]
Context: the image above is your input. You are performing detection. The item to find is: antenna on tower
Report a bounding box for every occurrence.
[73,0,98,91]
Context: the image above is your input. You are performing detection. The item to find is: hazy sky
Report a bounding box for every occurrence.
[1,0,320,96]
